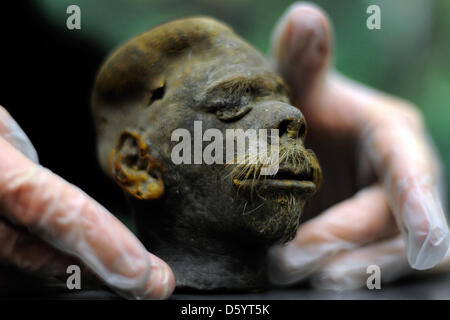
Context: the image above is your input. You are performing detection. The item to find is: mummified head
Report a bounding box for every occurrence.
[91,17,322,253]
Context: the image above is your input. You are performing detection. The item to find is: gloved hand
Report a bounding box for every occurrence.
[0,105,174,299]
[268,2,450,290]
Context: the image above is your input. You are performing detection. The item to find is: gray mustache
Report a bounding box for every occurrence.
[227,143,321,186]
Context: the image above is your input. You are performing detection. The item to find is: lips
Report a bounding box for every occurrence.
[233,165,319,195]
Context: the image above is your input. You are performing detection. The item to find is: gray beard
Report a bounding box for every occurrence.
[242,192,306,244]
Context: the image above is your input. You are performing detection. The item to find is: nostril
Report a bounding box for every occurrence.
[297,119,307,140]
[278,120,290,137]
[277,118,307,140]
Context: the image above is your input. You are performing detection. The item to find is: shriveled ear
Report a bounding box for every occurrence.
[110,130,164,200]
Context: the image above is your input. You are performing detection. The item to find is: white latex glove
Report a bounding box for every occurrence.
[268,3,450,290]
[0,105,174,299]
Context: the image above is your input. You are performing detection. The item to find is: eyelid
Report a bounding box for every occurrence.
[215,103,252,121]
[147,81,166,106]
[205,74,279,96]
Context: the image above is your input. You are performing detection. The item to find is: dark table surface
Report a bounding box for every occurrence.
[4,273,450,300]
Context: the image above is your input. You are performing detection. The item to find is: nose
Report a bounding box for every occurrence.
[250,101,307,142]
[277,117,307,141]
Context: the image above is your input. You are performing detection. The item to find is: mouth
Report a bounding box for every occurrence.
[233,166,318,195]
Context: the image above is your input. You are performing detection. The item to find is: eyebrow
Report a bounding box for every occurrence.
[205,74,286,98]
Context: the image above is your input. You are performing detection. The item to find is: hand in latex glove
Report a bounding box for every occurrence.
[268,3,450,290]
[0,106,174,299]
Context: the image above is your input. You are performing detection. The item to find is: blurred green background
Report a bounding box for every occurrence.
[35,0,450,204]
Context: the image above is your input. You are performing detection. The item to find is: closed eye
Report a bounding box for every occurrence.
[148,82,166,106]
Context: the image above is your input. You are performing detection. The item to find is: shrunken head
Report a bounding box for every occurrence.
[91,17,322,290]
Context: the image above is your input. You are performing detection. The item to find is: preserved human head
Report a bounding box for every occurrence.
[91,17,321,290]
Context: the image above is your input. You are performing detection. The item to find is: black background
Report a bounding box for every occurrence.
[0,1,128,215]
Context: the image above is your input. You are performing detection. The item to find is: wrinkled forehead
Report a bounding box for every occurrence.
[171,31,274,85]
[93,17,277,107]
[170,36,287,105]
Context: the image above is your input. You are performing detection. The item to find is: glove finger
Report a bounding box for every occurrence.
[268,185,397,286]
[0,137,174,299]
[311,235,450,290]
[0,105,39,163]
[311,236,410,290]
[0,218,80,277]
[311,71,450,271]
[360,102,450,270]
[270,2,332,107]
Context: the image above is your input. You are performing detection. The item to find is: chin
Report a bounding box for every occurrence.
[242,191,307,244]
